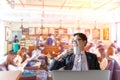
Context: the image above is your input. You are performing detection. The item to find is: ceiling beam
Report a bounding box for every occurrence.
[109,2,120,11]
[6,0,11,4]
[60,0,67,9]
[19,0,24,7]
[94,0,113,10]
[14,3,86,9]
[42,0,44,8]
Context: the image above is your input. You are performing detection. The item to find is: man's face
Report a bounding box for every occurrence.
[72,35,86,49]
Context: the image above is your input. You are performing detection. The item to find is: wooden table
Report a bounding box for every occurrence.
[0,71,21,80]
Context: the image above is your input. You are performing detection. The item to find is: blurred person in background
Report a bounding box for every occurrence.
[6,51,31,71]
[17,47,29,62]
[97,44,108,70]
[13,35,20,53]
[46,34,54,46]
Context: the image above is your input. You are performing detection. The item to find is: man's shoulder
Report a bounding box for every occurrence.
[85,51,97,57]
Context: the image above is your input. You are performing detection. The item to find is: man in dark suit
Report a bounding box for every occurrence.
[49,33,100,71]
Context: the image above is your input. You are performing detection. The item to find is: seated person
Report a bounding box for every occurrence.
[30,46,49,70]
[31,46,41,60]
[97,44,108,70]
[17,47,28,62]
[6,51,31,71]
[49,33,100,71]
[25,46,49,71]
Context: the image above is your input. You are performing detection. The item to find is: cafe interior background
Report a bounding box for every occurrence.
[0,0,120,56]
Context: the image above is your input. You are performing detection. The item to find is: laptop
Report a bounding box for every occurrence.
[0,71,21,80]
[51,70,110,80]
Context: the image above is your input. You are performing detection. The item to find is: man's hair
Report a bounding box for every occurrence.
[36,46,40,49]
[73,33,87,45]
[15,35,18,38]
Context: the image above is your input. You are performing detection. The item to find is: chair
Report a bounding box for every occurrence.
[38,55,49,71]
[105,58,115,80]
[0,57,7,71]
[28,46,36,57]
[113,60,120,80]
[41,46,61,59]
[0,64,7,71]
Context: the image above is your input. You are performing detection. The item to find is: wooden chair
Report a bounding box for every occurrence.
[28,46,36,57]
[105,58,115,80]
[113,60,120,80]
[41,46,61,59]
[63,45,73,49]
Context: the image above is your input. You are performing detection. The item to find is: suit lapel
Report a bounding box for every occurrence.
[85,52,93,69]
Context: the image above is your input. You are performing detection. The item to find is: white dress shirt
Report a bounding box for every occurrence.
[72,51,88,71]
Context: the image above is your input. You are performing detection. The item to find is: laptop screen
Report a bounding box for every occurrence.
[52,70,110,80]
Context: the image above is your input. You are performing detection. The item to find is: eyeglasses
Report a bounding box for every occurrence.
[72,39,82,43]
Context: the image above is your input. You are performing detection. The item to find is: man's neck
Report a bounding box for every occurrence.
[79,48,84,52]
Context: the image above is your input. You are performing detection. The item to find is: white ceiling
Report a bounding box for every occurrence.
[1,0,120,25]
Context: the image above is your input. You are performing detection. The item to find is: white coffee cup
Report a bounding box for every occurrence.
[73,46,80,55]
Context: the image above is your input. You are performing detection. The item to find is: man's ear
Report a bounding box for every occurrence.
[84,40,87,46]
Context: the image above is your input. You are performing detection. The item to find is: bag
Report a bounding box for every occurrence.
[26,61,36,67]
[22,70,35,76]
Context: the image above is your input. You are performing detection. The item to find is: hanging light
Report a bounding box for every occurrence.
[40,19,44,34]
[77,20,80,30]
[59,19,62,29]
[20,19,23,29]
[94,20,97,29]
[11,0,15,9]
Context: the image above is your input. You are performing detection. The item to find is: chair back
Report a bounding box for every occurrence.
[41,46,61,58]
[113,60,120,80]
[105,58,115,80]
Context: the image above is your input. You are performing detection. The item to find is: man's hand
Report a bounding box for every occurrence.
[55,48,73,61]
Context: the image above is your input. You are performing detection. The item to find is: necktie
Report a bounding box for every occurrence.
[73,53,82,71]
[73,52,88,71]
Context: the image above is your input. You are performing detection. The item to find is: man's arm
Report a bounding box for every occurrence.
[49,59,64,71]
[49,48,73,71]
[55,48,73,61]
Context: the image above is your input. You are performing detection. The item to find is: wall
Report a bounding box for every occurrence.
[7,22,112,45]
[2,21,119,55]
[0,21,6,56]
[116,23,120,47]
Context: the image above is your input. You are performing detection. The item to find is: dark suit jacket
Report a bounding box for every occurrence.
[49,51,100,71]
